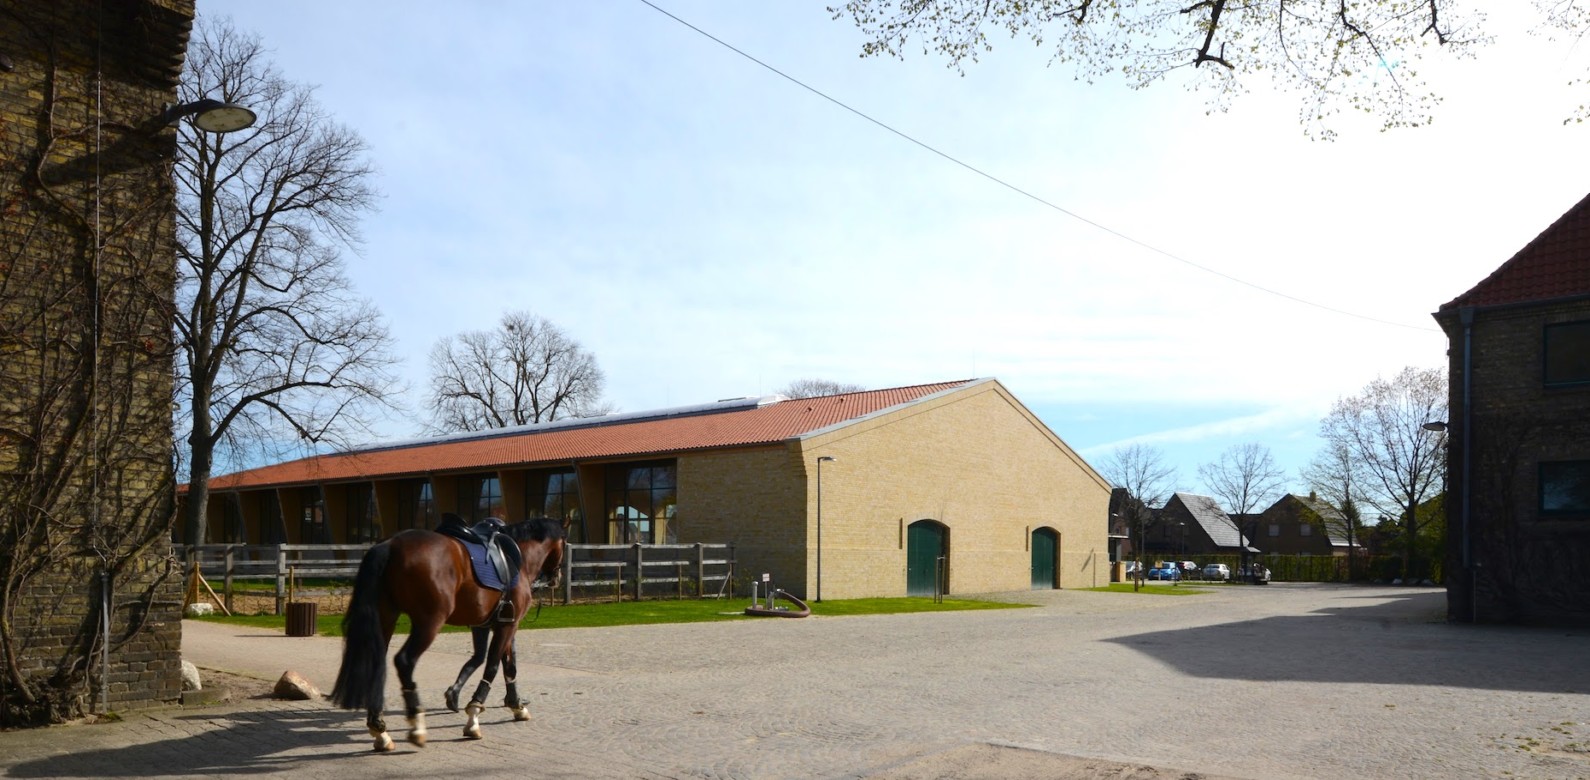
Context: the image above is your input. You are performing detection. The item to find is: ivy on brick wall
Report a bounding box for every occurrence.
[1,4,187,727]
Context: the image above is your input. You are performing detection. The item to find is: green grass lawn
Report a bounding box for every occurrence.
[189,595,1029,637]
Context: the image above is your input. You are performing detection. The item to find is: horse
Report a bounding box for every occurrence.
[331,514,566,751]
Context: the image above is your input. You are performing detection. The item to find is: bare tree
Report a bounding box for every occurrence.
[1100,443,1177,589]
[778,379,865,399]
[1199,442,1287,572]
[828,1,1574,138]
[175,19,400,544]
[1302,438,1367,578]
[427,311,611,433]
[1319,366,1448,580]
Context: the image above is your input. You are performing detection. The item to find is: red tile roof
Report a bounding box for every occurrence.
[208,380,977,490]
[1443,191,1590,310]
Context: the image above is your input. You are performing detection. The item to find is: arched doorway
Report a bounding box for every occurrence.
[906,520,947,597]
[1031,527,1059,589]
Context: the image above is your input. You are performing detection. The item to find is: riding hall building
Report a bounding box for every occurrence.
[191,378,1112,599]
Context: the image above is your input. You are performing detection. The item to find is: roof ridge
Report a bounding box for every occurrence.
[1442,189,1590,311]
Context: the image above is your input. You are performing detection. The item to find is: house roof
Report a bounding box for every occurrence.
[1172,492,1250,550]
[1441,190,1590,311]
[208,379,978,491]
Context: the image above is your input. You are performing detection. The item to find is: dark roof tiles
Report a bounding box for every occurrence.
[1443,191,1590,310]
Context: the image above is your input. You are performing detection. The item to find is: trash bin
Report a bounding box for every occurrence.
[285,602,317,637]
[1112,561,1126,582]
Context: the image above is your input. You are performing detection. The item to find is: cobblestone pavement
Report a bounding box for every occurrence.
[2,583,1588,779]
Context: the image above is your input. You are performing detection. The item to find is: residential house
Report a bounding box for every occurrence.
[1434,191,1590,625]
[1256,494,1358,557]
[1155,493,1252,558]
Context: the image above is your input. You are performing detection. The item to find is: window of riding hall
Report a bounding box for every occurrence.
[459,474,504,521]
[525,468,581,542]
[349,486,381,543]
[220,493,246,543]
[300,486,331,544]
[259,491,286,544]
[395,479,434,531]
[604,461,676,544]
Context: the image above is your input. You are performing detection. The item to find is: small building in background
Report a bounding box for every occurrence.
[1256,494,1357,557]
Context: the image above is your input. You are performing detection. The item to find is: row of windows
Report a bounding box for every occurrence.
[1266,523,1314,537]
[209,462,680,545]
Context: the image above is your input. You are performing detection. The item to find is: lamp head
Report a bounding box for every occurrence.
[1422,421,1449,432]
[162,98,257,133]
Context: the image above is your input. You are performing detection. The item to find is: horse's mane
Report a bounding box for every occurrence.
[504,516,566,543]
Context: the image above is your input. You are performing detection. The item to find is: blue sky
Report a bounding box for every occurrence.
[202,2,1589,500]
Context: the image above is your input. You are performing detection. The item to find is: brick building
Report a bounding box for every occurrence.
[1435,192,1590,625]
[1151,493,1252,558]
[1,0,193,724]
[1255,494,1356,557]
[193,378,1114,598]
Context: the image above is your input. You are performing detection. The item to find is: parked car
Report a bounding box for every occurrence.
[1202,563,1230,582]
[1239,564,1271,585]
[1147,562,1181,581]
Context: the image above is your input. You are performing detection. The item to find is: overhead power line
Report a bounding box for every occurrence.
[637,0,1439,333]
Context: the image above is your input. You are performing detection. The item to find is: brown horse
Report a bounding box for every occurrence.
[331,515,566,751]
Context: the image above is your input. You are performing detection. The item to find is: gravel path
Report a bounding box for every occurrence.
[2,583,1586,779]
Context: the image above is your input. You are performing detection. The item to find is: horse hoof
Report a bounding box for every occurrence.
[444,690,459,712]
[408,731,427,748]
[373,734,395,752]
[511,707,532,722]
[464,726,482,740]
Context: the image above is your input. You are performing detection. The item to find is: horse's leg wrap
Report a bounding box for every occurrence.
[463,700,485,740]
[469,679,492,708]
[402,687,427,747]
[367,713,394,752]
[503,673,531,721]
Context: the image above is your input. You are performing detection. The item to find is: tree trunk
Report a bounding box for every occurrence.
[1404,499,1418,581]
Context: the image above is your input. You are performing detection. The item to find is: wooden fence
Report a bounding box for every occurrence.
[179,540,737,614]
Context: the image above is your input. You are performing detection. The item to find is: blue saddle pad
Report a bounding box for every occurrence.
[461,539,516,592]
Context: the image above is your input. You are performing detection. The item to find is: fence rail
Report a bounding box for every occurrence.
[178,540,737,614]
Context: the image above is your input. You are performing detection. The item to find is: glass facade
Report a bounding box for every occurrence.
[604,461,676,544]
[299,486,330,544]
[526,468,582,542]
[349,486,382,543]
[460,474,505,521]
[395,479,434,531]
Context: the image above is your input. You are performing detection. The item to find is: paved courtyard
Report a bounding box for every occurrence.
[1,583,1587,779]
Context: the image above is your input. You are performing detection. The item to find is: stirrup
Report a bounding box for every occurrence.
[493,596,516,624]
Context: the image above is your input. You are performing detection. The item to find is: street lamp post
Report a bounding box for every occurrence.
[816,456,836,602]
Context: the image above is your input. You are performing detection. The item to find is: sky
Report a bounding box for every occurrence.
[200,1,1590,501]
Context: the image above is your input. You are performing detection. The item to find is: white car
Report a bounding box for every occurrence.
[1202,563,1230,581]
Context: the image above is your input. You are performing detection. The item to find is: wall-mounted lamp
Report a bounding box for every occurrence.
[161,98,256,133]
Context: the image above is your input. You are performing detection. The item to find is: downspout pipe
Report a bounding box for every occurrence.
[1460,306,1475,622]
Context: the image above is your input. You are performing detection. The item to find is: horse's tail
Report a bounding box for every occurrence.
[331,541,392,710]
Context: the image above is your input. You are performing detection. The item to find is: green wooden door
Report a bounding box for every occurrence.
[906,521,946,597]
[1031,528,1058,589]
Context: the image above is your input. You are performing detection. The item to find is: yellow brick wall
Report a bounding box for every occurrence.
[679,381,1110,599]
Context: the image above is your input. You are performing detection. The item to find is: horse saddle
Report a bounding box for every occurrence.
[436,514,522,595]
